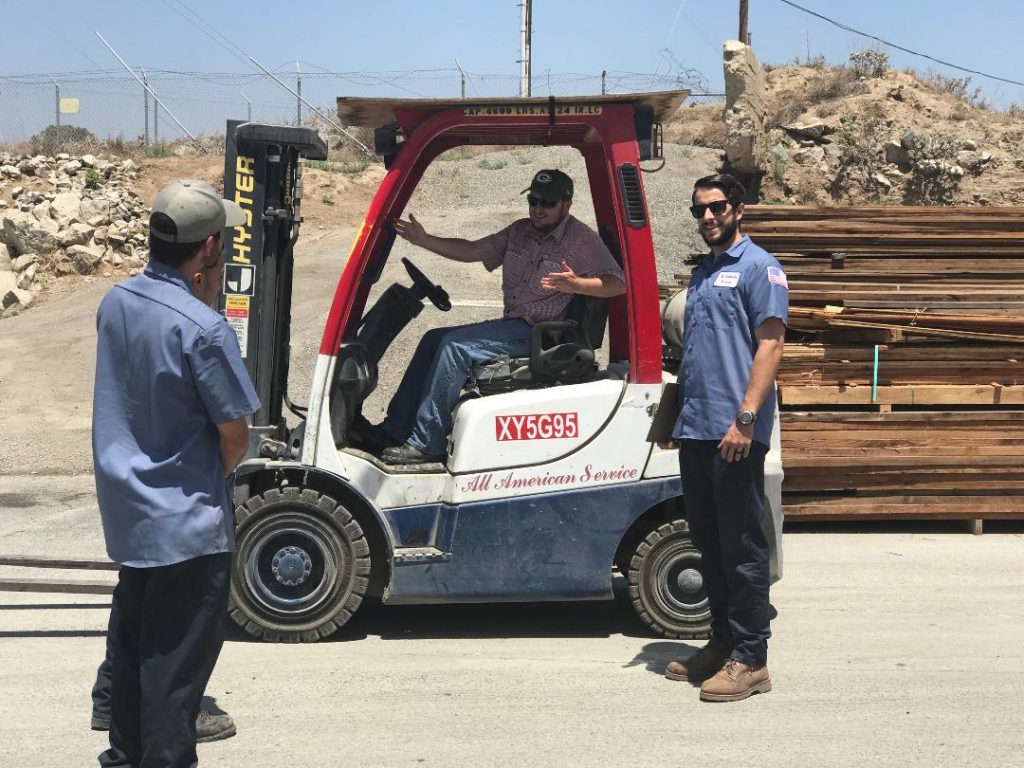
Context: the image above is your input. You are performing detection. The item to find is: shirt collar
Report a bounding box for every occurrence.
[144,259,194,295]
[703,234,751,267]
[544,213,574,243]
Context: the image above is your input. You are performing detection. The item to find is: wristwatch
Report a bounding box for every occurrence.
[736,410,757,426]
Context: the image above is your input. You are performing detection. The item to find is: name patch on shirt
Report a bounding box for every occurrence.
[767,266,789,288]
[713,271,741,288]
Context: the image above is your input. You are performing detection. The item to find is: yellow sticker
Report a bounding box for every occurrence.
[463,104,603,117]
[225,295,249,314]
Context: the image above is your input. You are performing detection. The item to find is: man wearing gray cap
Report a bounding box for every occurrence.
[92,179,261,767]
[361,168,625,464]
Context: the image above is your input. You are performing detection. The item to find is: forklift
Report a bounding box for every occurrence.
[220,91,784,642]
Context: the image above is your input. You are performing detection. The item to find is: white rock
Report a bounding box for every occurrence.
[0,242,12,271]
[2,212,59,255]
[0,165,20,179]
[50,191,83,225]
[12,252,37,271]
[57,222,94,248]
[80,154,98,168]
[65,244,105,275]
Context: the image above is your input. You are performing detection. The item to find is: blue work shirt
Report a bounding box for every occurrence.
[672,235,788,448]
[92,260,261,567]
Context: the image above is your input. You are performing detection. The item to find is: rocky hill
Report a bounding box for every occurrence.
[666,60,1024,206]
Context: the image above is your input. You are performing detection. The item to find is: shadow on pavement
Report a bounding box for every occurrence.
[225,579,675,644]
[623,640,701,679]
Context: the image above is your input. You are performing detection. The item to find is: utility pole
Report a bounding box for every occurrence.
[739,0,749,45]
[518,0,532,97]
[242,93,252,122]
[296,61,302,126]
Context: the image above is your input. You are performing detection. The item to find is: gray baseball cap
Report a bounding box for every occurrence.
[149,179,245,243]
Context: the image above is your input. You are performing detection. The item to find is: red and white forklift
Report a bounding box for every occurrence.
[220,91,783,642]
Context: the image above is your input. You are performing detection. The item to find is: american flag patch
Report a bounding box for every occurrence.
[767,266,789,288]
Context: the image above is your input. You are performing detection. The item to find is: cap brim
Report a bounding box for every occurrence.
[222,199,245,228]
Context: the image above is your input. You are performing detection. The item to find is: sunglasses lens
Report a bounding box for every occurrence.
[528,195,557,208]
[690,200,730,218]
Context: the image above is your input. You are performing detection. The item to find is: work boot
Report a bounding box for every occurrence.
[350,416,401,452]
[381,442,446,465]
[196,710,237,743]
[664,641,730,682]
[91,709,237,743]
[699,659,772,702]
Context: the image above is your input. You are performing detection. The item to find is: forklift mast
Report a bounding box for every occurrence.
[221,121,327,441]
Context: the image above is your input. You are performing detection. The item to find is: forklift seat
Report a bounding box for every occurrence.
[469,294,608,393]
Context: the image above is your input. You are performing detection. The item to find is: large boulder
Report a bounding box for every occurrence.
[1,211,59,255]
[64,244,105,275]
[57,222,94,248]
[49,191,83,225]
[723,40,766,174]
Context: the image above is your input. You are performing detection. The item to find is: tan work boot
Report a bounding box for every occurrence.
[664,642,731,682]
[699,659,771,702]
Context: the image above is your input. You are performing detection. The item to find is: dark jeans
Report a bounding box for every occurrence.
[381,318,533,454]
[98,553,231,768]
[91,595,119,719]
[680,439,771,667]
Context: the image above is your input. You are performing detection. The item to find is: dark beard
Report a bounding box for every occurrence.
[700,216,739,248]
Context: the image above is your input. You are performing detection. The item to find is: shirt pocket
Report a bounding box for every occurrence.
[706,286,741,330]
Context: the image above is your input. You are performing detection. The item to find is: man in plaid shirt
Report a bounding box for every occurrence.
[364,169,625,464]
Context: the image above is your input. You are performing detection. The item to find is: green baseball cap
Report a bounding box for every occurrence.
[149,179,246,243]
[521,169,574,202]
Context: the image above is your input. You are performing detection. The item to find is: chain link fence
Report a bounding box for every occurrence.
[0,67,720,155]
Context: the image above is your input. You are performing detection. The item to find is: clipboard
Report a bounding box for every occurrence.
[646,382,679,443]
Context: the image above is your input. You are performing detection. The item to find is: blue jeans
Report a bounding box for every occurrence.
[382,318,532,454]
[679,439,771,667]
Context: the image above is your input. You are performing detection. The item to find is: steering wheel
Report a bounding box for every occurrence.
[402,257,452,312]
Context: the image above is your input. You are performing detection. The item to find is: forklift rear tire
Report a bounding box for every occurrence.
[628,520,712,639]
[229,487,371,642]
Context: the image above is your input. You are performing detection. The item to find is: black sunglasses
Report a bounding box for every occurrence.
[527,195,561,209]
[689,199,731,219]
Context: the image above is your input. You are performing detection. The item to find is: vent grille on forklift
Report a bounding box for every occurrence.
[618,164,646,229]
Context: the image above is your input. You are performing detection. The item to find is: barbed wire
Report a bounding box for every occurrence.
[0,67,720,151]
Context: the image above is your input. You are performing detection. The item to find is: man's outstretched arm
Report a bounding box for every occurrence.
[393,213,485,263]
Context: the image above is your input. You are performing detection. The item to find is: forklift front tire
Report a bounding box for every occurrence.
[229,487,371,642]
[628,520,712,639]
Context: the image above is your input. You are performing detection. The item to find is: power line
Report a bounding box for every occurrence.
[776,0,1024,88]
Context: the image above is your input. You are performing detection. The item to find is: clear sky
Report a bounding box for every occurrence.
[2,1,1022,140]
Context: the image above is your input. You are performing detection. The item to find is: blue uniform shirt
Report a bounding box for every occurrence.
[92,260,261,567]
[672,235,788,448]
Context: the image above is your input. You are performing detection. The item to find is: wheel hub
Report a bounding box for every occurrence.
[271,546,313,587]
[675,567,703,594]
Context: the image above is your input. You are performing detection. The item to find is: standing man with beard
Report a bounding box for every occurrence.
[358,169,625,464]
[662,173,788,702]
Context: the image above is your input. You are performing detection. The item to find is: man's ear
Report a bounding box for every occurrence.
[735,201,745,220]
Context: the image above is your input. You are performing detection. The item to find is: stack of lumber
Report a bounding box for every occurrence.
[662,205,1024,522]
[742,206,1024,256]
[781,412,1024,520]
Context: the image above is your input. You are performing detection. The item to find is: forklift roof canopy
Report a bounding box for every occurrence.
[336,91,689,133]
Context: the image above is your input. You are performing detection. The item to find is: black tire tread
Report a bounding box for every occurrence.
[627,519,710,640]
[229,486,371,643]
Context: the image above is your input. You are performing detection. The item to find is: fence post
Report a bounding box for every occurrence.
[601,70,607,95]
[296,61,302,126]
[142,68,150,147]
[51,78,61,152]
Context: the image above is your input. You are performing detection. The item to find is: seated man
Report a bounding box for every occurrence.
[363,169,626,465]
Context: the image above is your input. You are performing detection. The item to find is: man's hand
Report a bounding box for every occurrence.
[657,440,679,450]
[539,260,580,293]
[393,214,429,248]
[718,421,754,462]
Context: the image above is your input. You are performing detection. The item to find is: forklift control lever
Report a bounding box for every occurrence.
[402,257,451,312]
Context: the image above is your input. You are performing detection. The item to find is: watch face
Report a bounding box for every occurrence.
[737,411,755,425]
